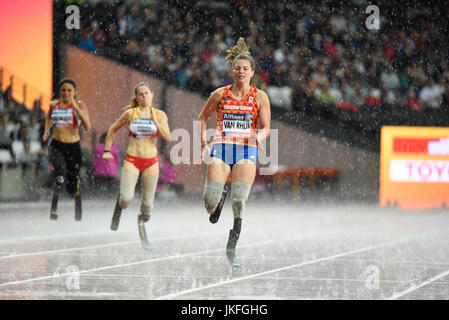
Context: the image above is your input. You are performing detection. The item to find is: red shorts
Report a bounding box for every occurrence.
[124,154,158,172]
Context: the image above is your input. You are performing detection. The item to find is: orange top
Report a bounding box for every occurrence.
[211,84,260,147]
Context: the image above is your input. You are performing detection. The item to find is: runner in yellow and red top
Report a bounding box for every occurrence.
[103,82,171,248]
[197,38,271,269]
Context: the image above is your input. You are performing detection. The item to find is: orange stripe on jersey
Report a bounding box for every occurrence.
[211,84,259,147]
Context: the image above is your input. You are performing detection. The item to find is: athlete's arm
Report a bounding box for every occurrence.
[73,99,91,131]
[43,99,58,142]
[255,90,271,149]
[197,88,223,147]
[152,108,171,142]
[103,110,131,161]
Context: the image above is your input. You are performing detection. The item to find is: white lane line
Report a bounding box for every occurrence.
[0,240,138,260]
[0,230,123,243]
[0,235,307,288]
[386,269,449,300]
[0,232,219,260]
[154,235,422,300]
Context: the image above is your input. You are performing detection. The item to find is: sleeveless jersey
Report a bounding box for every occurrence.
[51,101,80,129]
[211,84,259,147]
[128,107,159,138]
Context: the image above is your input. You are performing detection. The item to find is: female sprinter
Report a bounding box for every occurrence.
[43,78,91,221]
[197,38,271,268]
[103,82,170,248]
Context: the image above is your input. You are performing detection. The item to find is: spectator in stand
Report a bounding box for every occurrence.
[314,81,336,104]
[310,65,329,91]
[103,23,124,61]
[381,64,400,91]
[365,88,382,107]
[10,121,29,142]
[0,90,5,114]
[124,4,143,37]
[16,139,39,175]
[408,61,427,88]
[291,67,313,114]
[186,67,204,93]
[78,29,97,54]
[89,21,106,50]
[419,77,444,110]
[406,88,423,111]
[0,115,16,165]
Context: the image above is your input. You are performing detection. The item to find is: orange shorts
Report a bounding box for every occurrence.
[124,154,158,172]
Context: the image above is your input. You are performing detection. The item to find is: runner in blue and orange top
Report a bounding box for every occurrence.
[197,37,271,269]
[43,77,91,221]
[103,82,171,248]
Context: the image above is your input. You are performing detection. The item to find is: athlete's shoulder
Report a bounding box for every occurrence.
[209,87,227,104]
[255,87,269,100]
[122,107,135,119]
[211,86,227,97]
[154,107,167,119]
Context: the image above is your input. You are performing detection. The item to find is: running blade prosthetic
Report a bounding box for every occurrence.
[74,179,82,221]
[226,229,241,269]
[110,196,122,231]
[209,189,227,224]
[138,214,150,249]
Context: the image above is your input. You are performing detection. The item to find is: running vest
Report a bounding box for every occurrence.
[128,107,159,138]
[51,101,80,129]
[211,84,259,147]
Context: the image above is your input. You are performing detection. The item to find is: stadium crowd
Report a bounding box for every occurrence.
[0,83,46,171]
[54,0,449,115]
[3,0,449,171]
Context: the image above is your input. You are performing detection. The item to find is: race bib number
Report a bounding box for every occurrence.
[130,118,158,137]
[52,109,73,126]
[222,113,253,137]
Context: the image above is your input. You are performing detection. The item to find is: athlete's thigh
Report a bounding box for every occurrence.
[122,160,140,176]
[231,159,256,184]
[141,162,159,178]
[206,157,231,184]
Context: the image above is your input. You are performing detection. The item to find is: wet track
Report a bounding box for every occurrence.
[1,197,449,300]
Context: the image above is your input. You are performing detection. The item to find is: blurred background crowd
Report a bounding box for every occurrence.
[54,0,449,113]
[2,0,449,200]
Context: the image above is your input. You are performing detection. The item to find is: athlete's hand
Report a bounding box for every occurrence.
[43,130,50,142]
[251,133,264,152]
[103,151,114,162]
[150,106,156,121]
[71,96,79,110]
[198,144,211,165]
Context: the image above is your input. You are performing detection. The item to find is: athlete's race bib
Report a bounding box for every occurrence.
[129,118,158,138]
[51,108,74,127]
[222,113,253,137]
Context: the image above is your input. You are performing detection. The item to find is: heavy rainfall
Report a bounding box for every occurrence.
[1,0,449,302]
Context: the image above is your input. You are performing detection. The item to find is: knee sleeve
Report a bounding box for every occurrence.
[119,170,139,208]
[141,175,158,214]
[231,181,252,219]
[203,180,225,214]
[54,175,64,190]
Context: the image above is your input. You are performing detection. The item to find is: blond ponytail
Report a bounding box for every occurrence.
[225,37,255,70]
